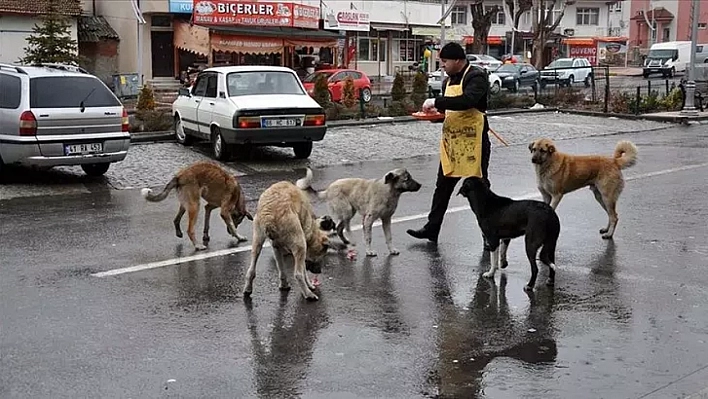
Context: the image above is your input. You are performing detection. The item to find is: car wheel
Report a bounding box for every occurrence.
[81,163,110,176]
[512,79,519,92]
[490,81,501,94]
[174,116,192,145]
[567,75,574,87]
[584,75,591,87]
[292,142,313,159]
[361,87,372,103]
[211,127,230,161]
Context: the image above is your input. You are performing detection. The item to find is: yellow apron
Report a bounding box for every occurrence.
[439,65,485,178]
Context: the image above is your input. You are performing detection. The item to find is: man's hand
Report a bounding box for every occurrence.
[422,98,437,113]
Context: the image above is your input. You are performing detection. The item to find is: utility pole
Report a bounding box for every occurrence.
[681,0,700,115]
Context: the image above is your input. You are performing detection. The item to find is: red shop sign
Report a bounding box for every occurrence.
[192,1,320,29]
[569,45,597,65]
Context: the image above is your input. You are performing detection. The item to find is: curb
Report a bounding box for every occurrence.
[557,108,708,124]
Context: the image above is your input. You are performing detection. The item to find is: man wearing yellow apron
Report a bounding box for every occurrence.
[407,42,492,247]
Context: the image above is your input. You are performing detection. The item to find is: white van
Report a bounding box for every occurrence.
[696,44,708,64]
[643,41,692,78]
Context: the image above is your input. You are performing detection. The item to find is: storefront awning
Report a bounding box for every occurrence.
[207,25,340,48]
[174,21,210,56]
[211,34,284,55]
[371,23,408,31]
[462,36,505,45]
[563,38,596,46]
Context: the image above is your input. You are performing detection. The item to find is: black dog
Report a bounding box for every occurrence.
[457,177,561,291]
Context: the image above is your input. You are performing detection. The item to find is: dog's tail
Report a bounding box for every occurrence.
[295,167,326,198]
[141,177,179,202]
[613,140,638,170]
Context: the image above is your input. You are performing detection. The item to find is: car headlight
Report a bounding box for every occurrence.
[504,76,514,80]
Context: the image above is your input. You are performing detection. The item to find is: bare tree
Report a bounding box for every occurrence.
[469,1,500,54]
[502,0,533,55]
[530,0,574,69]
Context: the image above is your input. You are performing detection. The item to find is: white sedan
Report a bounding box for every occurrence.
[172,66,327,160]
[428,68,502,96]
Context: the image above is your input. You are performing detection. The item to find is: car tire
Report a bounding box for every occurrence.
[174,115,192,145]
[81,163,110,176]
[511,79,519,92]
[567,75,574,87]
[584,75,591,87]
[490,81,501,94]
[293,142,313,159]
[211,127,230,161]
[361,87,372,103]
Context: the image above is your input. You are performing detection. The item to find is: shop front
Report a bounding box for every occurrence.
[174,0,340,80]
[563,37,629,67]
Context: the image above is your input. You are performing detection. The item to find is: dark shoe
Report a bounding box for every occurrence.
[407,227,438,243]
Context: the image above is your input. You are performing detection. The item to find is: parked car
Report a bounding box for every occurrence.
[172,66,326,160]
[466,54,503,71]
[539,57,593,88]
[427,68,502,96]
[0,62,130,176]
[302,69,372,104]
[493,63,540,92]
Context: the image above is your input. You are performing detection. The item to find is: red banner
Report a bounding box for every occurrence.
[192,1,319,29]
[569,45,597,66]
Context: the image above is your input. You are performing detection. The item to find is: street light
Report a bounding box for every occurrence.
[681,0,700,115]
[437,0,459,82]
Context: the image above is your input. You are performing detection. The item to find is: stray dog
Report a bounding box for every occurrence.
[296,167,422,257]
[141,161,253,250]
[243,181,334,301]
[529,138,638,239]
[458,177,561,292]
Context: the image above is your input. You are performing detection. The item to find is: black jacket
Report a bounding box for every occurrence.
[433,62,489,113]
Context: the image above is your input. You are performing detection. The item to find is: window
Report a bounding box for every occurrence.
[29,77,120,108]
[610,2,622,12]
[358,38,386,61]
[393,39,419,62]
[303,71,334,82]
[0,74,21,109]
[663,28,671,42]
[204,73,218,98]
[522,10,531,26]
[451,6,467,25]
[539,4,563,24]
[699,23,707,29]
[192,75,208,96]
[226,71,304,97]
[485,6,505,25]
[576,8,600,25]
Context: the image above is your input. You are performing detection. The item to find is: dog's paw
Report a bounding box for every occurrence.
[389,248,400,256]
[305,293,319,301]
[175,231,183,238]
[195,244,207,251]
[601,233,614,240]
[243,290,252,298]
[599,227,609,234]
[236,234,248,242]
[202,235,210,243]
[365,250,378,257]
[500,259,509,269]
[482,271,495,279]
[279,285,291,292]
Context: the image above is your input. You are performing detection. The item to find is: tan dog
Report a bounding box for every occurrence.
[529,138,638,239]
[243,181,333,301]
[141,161,253,250]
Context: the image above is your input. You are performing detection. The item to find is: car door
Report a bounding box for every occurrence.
[196,72,218,138]
[519,65,532,86]
[181,74,207,134]
[329,71,347,101]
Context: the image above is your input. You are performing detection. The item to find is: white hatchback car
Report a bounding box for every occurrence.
[428,68,502,96]
[172,66,327,160]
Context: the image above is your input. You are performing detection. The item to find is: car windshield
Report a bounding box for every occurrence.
[496,64,519,72]
[303,71,334,83]
[226,71,305,96]
[29,76,120,108]
[547,60,573,68]
[648,49,677,60]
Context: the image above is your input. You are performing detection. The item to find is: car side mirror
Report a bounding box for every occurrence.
[219,91,226,98]
[520,70,527,75]
[178,87,191,97]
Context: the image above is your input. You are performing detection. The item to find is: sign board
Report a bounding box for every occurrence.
[192,1,320,29]
[323,9,369,32]
[569,45,597,66]
[169,0,193,13]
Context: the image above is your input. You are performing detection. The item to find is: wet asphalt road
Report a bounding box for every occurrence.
[2,124,708,398]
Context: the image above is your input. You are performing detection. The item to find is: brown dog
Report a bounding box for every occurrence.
[141,161,253,250]
[529,138,638,239]
[243,181,333,301]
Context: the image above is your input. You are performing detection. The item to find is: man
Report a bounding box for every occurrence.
[407,42,492,246]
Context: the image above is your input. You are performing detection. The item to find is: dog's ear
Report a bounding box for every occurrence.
[384,172,397,184]
[528,141,535,152]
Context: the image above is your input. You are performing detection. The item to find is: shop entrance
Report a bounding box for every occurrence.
[151,31,174,78]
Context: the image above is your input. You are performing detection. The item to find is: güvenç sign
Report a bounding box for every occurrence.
[323,8,370,32]
[192,0,320,29]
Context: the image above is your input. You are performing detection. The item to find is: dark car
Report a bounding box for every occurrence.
[493,63,539,92]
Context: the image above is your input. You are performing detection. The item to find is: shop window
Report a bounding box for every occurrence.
[393,39,420,62]
[359,38,386,62]
[485,6,505,25]
[451,6,467,25]
[576,8,599,25]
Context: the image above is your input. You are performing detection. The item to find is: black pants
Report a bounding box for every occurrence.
[423,116,491,235]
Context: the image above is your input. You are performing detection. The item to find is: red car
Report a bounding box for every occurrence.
[302,69,372,103]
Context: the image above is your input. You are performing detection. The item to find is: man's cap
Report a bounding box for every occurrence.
[439,42,466,60]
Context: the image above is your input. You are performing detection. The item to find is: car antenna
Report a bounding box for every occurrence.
[79,87,96,113]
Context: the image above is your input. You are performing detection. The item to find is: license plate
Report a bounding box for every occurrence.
[261,118,299,128]
[65,142,103,155]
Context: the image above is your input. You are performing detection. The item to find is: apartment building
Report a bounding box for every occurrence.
[629,0,708,53]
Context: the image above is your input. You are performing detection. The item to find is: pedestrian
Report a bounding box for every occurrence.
[407,42,492,248]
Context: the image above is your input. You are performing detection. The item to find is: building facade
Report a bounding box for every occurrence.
[628,0,708,52]
[0,0,81,65]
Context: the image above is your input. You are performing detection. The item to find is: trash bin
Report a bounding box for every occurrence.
[112,73,140,99]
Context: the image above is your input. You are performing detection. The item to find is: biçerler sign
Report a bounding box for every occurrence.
[192,0,319,29]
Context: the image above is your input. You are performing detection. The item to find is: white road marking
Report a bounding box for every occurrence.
[92,162,708,278]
